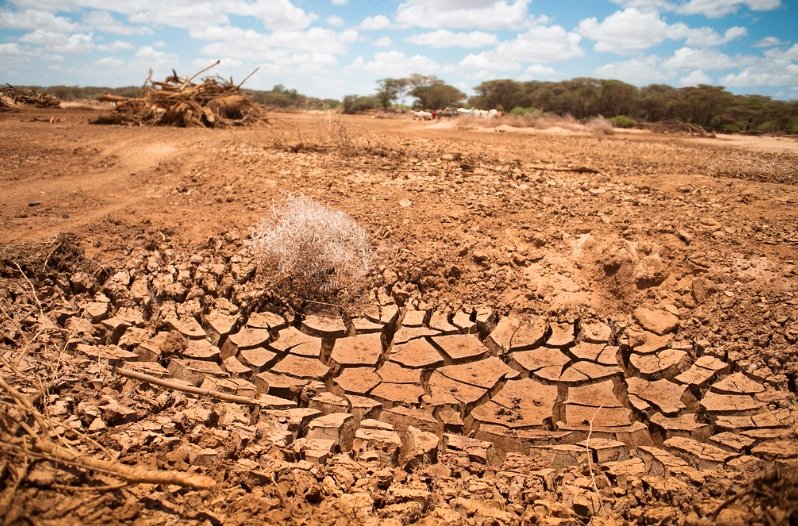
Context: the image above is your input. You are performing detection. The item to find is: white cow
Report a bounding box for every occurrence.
[413,110,433,120]
[456,108,498,118]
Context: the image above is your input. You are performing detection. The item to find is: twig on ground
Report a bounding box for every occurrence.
[710,488,754,521]
[13,262,44,319]
[115,367,266,406]
[42,236,61,272]
[0,375,215,490]
[585,405,604,509]
[46,480,129,493]
[0,457,30,519]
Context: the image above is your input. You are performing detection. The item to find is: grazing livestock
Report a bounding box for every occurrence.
[456,108,499,119]
[413,110,433,120]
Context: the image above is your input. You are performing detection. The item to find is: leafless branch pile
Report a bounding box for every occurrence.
[0,84,61,110]
[91,61,267,128]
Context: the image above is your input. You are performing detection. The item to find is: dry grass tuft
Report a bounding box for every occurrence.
[585,116,615,137]
[249,194,372,306]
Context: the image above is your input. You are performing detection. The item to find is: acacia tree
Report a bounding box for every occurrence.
[410,80,465,109]
[471,79,524,111]
[376,74,464,110]
[376,78,409,110]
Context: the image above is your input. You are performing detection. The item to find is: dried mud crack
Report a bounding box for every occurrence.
[1,109,797,525]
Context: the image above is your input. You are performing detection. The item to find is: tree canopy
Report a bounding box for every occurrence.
[375,75,465,110]
[469,78,798,133]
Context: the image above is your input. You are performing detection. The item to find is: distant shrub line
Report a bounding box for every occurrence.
[23,74,798,134]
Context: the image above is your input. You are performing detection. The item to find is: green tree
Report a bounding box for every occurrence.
[375,78,409,110]
[410,81,465,109]
[342,94,378,114]
[471,79,524,111]
[597,79,638,117]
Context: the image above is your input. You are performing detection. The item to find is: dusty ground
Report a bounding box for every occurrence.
[1,107,797,525]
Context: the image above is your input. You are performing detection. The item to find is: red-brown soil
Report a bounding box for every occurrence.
[1,107,797,525]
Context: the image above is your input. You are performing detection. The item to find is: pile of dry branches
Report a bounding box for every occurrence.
[91,61,266,128]
[645,119,715,137]
[0,84,61,111]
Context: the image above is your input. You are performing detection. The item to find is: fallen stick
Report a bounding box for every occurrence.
[0,376,215,490]
[527,165,600,174]
[115,367,262,406]
[710,487,754,521]
[585,405,604,509]
[97,93,138,103]
[0,458,29,519]
[2,441,215,490]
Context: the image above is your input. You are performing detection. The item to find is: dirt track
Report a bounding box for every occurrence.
[1,108,797,524]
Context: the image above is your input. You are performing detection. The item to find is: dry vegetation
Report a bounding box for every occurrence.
[249,194,372,308]
[90,62,267,128]
[0,84,61,111]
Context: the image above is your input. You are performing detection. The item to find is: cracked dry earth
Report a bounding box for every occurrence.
[1,109,798,525]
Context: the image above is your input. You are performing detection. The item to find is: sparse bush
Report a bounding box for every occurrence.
[608,115,637,128]
[585,116,614,136]
[249,195,372,306]
[510,106,538,116]
[503,112,582,131]
[342,94,379,114]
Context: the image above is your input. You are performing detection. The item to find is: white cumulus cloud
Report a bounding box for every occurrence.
[612,0,781,17]
[721,43,798,87]
[578,8,748,54]
[675,25,746,46]
[352,50,439,76]
[326,15,344,26]
[395,0,534,29]
[20,30,95,53]
[677,0,781,18]
[94,56,124,66]
[0,8,77,32]
[578,8,672,53]
[360,15,390,30]
[678,69,712,85]
[81,10,152,36]
[527,64,556,76]
[406,30,497,48]
[663,47,736,70]
[461,23,582,72]
[754,36,781,48]
[596,55,671,85]
[96,40,134,52]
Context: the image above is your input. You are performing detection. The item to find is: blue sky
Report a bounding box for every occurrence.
[1,0,796,100]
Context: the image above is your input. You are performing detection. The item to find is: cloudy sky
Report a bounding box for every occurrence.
[1,0,796,100]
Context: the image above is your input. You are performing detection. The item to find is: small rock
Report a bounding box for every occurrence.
[634,307,680,335]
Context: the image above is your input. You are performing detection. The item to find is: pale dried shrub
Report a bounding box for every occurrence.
[585,116,615,136]
[250,194,372,305]
[489,112,584,131]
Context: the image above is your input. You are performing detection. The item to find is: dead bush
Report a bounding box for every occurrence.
[585,116,615,136]
[249,195,372,306]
